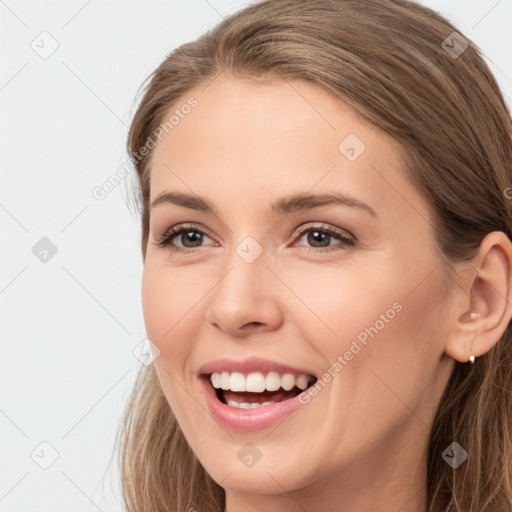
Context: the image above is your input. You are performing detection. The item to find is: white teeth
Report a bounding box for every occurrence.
[211,372,221,388]
[220,371,231,390]
[265,371,281,391]
[230,372,246,392]
[295,374,309,390]
[209,371,313,392]
[227,400,274,409]
[281,373,295,391]
[246,372,266,393]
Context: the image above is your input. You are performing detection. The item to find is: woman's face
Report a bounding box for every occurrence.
[142,74,457,499]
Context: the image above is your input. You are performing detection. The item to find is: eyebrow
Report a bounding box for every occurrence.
[150,191,378,217]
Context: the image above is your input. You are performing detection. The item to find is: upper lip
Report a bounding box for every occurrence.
[198,356,317,378]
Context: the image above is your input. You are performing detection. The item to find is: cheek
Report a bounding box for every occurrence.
[141,266,203,424]
[141,267,169,342]
[287,258,442,400]
[279,262,402,346]
[141,266,195,378]
[141,264,203,340]
[331,266,447,429]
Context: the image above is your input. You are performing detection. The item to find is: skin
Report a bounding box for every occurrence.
[141,72,512,512]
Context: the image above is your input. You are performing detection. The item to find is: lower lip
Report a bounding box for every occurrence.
[199,376,307,431]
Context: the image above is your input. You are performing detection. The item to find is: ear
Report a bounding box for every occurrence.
[444,231,512,363]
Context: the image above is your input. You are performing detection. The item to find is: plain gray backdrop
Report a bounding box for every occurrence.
[1,0,511,510]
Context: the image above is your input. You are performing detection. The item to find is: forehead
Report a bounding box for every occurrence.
[152,74,380,166]
[149,74,429,222]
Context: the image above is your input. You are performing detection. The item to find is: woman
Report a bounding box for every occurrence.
[114,0,512,510]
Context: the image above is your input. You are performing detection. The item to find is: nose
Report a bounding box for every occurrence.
[205,248,283,337]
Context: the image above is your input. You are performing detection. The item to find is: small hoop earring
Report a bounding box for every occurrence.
[469,354,476,364]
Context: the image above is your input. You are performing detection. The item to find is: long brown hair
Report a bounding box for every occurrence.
[113,1,512,510]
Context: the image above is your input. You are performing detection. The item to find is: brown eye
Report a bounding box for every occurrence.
[305,229,332,247]
[154,224,214,253]
[294,224,355,253]
[176,230,204,248]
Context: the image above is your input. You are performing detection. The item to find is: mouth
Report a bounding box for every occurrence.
[201,371,319,409]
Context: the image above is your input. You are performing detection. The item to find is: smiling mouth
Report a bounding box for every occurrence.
[202,373,318,409]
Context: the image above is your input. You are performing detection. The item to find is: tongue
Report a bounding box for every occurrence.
[222,388,300,404]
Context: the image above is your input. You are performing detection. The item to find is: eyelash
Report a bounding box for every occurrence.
[153,222,356,254]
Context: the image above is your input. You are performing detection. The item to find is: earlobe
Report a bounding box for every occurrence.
[444,231,512,364]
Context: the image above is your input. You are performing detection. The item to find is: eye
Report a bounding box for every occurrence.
[153,223,214,253]
[153,222,356,254]
[292,223,356,253]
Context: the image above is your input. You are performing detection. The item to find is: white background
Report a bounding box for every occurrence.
[1,0,511,510]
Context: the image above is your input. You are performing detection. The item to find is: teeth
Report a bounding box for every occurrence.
[296,374,309,390]
[230,372,246,392]
[211,372,221,388]
[281,374,295,391]
[220,371,231,390]
[210,371,312,392]
[246,372,266,393]
[227,400,274,409]
[266,371,281,391]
